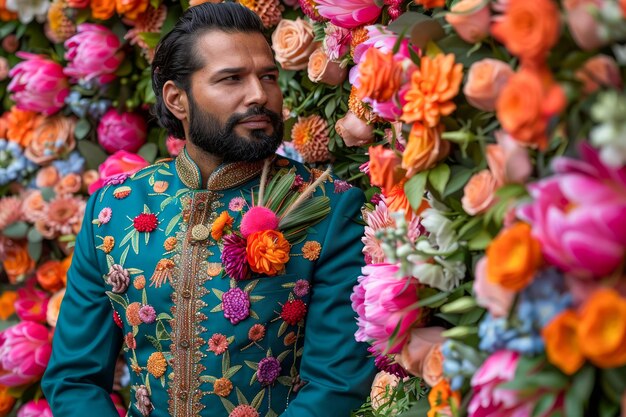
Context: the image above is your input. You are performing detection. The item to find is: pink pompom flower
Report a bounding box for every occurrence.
[240,206,280,238]
[97,109,147,154]
[0,321,52,386]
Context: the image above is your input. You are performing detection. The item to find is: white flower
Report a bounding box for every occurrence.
[5,0,49,24]
[590,91,626,168]
[409,256,466,292]
[420,208,459,253]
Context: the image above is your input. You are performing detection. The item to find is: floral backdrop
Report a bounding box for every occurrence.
[1,0,626,416]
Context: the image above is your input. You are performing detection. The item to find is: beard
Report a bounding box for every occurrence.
[187,95,284,163]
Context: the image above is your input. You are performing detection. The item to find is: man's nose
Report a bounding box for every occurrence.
[244,77,268,107]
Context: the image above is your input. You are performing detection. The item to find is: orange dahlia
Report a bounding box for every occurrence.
[291,115,331,163]
[356,47,403,103]
[246,230,290,276]
[238,0,283,28]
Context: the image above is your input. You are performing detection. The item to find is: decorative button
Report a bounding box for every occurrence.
[196,202,206,211]
[181,290,192,299]
[179,340,190,349]
[191,224,210,241]
[179,391,188,400]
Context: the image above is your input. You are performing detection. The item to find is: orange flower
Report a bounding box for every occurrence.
[402,54,463,127]
[238,0,283,28]
[2,244,35,284]
[60,254,72,286]
[0,385,15,416]
[4,107,43,147]
[542,309,584,375]
[36,260,66,292]
[46,288,65,327]
[491,0,560,65]
[26,115,76,165]
[213,377,233,397]
[402,123,449,177]
[55,173,82,195]
[427,379,461,417]
[47,0,76,43]
[578,288,626,368]
[164,236,177,251]
[496,68,565,150]
[368,145,405,193]
[461,170,498,215]
[126,302,142,326]
[246,230,290,276]
[147,351,167,378]
[356,47,403,103]
[416,0,445,8]
[0,0,17,21]
[0,291,17,321]
[116,0,149,20]
[486,222,542,291]
[90,0,116,20]
[302,241,322,261]
[211,211,234,241]
[291,115,331,163]
[385,179,430,219]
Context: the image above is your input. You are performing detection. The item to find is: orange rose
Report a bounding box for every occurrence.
[402,54,463,127]
[496,68,566,150]
[116,0,149,20]
[427,379,460,417]
[542,309,584,375]
[463,58,514,112]
[402,123,449,177]
[370,371,400,412]
[25,115,76,165]
[486,222,542,291]
[90,0,116,20]
[307,47,347,86]
[0,291,17,321]
[578,288,626,368]
[356,47,403,103]
[368,145,405,193]
[36,165,60,188]
[246,230,290,275]
[36,260,66,292]
[55,173,82,195]
[2,244,35,284]
[461,169,498,215]
[0,385,15,416]
[491,0,560,65]
[575,55,623,95]
[397,327,445,386]
[271,18,317,70]
[46,288,66,327]
[335,111,375,147]
[211,211,234,241]
[445,0,491,43]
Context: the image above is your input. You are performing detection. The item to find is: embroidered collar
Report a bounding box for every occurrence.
[175,147,270,191]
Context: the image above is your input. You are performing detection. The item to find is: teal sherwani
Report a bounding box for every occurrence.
[42,150,375,417]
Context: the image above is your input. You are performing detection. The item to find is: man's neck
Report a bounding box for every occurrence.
[185,142,223,187]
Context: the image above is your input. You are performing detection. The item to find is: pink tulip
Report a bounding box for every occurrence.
[351,263,423,355]
[14,280,51,323]
[17,399,53,417]
[7,52,69,115]
[88,150,149,194]
[166,135,185,156]
[316,0,382,29]
[64,23,124,84]
[97,109,147,154]
[0,321,52,386]
[518,144,626,279]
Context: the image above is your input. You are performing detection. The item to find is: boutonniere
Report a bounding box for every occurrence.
[221,162,331,281]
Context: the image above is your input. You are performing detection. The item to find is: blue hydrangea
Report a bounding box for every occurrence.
[0,139,37,185]
[441,340,484,391]
[52,151,85,177]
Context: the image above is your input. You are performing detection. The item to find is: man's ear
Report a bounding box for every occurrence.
[162,80,189,122]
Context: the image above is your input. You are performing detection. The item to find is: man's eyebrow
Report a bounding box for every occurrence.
[213,66,279,76]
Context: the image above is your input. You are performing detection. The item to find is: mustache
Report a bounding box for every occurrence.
[226,107,282,129]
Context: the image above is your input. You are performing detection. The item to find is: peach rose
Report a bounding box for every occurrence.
[563,0,605,51]
[0,57,8,81]
[461,169,498,215]
[473,257,515,318]
[463,59,514,112]
[575,55,623,94]
[368,145,405,193]
[22,190,47,223]
[55,173,82,195]
[25,115,76,165]
[402,123,449,177]
[445,0,491,43]
[271,18,317,70]
[46,288,65,328]
[335,111,374,147]
[307,47,347,85]
[397,327,445,386]
[486,130,532,186]
[370,371,400,411]
[35,165,60,188]
[82,169,99,192]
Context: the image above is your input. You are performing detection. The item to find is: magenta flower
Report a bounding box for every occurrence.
[7,52,69,115]
[17,399,53,417]
[15,281,50,323]
[222,288,250,324]
[257,356,281,385]
[64,23,124,84]
[0,321,52,386]
[166,135,185,156]
[88,150,149,194]
[316,0,382,28]
[97,110,147,154]
[221,234,251,281]
[351,263,422,355]
[518,144,626,279]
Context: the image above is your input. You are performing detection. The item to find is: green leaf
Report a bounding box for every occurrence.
[570,364,595,407]
[106,292,129,309]
[387,12,444,49]
[236,387,247,405]
[138,143,158,163]
[157,312,173,321]
[145,335,162,352]
[27,240,42,262]
[156,321,169,340]
[277,321,288,338]
[532,393,557,417]
[428,163,450,196]
[2,221,28,238]
[444,165,474,197]
[244,360,258,370]
[222,350,231,375]
[468,230,492,250]
[165,213,182,236]
[120,245,131,266]
[324,98,337,119]
[277,350,290,363]
[224,365,242,379]
[404,171,428,211]
[75,118,91,140]
[132,232,140,255]
[440,326,478,340]
[440,296,477,314]
[78,140,108,170]
[219,398,236,414]
[251,390,265,409]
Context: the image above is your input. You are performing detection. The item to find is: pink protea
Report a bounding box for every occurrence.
[97,109,147,154]
[0,321,52,386]
[15,280,50,323]
[518,144,626,279]
[17,399,53,417]
[351,263,423,355]
[64,23,124,84]
[315,0,382,28]
[88,150,149,194]
[7,52,69,115]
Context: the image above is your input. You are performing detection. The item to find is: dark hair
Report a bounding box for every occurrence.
[151,2,265,139]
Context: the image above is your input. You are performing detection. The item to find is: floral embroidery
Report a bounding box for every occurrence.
[302,240,321,261]
[293,279,310,297]
[211,211,234,241]
[221,234,250,281]
[163,236,177,251]
[283,332,297,346]
[126,302,142,326]
[98,207,112,225]
[153,180,169,193]
[246,230,290,275]
[113,310,123,328]
[229,405,259,417]
[125,332,136,349]
[213,377,233,397]
[139,304,156,324]
[133,275,146,290]
[206,262,222,277]
[280,300,307,325]
[113,185,131,199]
[106,264,129,293]
[208,333,229,355]
[101,236,115,253]
[133,212,158,232]
[149,258,175,288]
[257,356,281,386]
[222,288,250,324]
[248,324,266,342]
[147,351,167,378]
[291,174,304,190]
[228,197,246,211]
[134,385,154,417]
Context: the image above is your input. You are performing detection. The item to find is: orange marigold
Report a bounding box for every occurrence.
[126,302,142,326]
[402,54,463,127]
[116,0,149,20]
[291,115,331,163]
[0,291,17,321]
[164,236,177,251]
[214,377,233,397]
[5,107,43,147]
[302,241,321,261]
[102,236,115,253]
[356,48,403,103]
[542,309,584,375]
[246,230,290,276]
[147,351,167,378]
[211,211,234,241]
[427,379,460,417]
[348,86,380,123]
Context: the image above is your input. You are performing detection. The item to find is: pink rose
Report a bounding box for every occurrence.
[473,257,514,318]
[461,170,498,215]
[166,135,185,156]
[307,47,347,85]
[351,263,423,355]
[8,52,69,115]
[396,327,445,386]
[575,54,623,94]
[97,109,147,154]
[486,130,532,186]
[463,59,514,112]
[445,0,491,43]
[316,0,382,29]
[563,0,606,51]
[17,399,53,417]
[335,111,374,147]
[88,150,149,194]
[64,23,124,84]
[0,321,52,386]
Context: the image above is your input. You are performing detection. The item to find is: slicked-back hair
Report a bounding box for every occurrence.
[151,2,265,139]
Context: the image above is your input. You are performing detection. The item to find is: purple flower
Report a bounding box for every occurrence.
[221,234,250,281]
[139,305,156,324]
[334,180,352,193]
[106,264,130,294]
[257,357,281,385]
[228,197,246,212]
[293,279,310,298]
[222,288,250,324]
[98,207,112,224]
[103,172,131,187]
[368,346,409,378]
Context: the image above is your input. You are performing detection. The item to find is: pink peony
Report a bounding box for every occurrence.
[166,135,185,156]
[64,23,124,84]
[15,280,51,323]
[351,263,423,355]
[88,150,149,194]
[17,399,53,417]
[316,0,382,28]
[97,109,147,154]
[7,52,69,115]
[0,321,52,386]
[518,144,626,279]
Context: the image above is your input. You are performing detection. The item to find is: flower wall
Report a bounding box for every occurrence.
[0,0,626,416]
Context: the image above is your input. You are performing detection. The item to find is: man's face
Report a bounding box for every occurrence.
[186,30,284,162]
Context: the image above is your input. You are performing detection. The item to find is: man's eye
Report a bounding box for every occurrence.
[222,75,241,82]
[262,74,278,81]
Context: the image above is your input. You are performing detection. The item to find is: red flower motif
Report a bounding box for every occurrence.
[133,213,158,232]
[113,310,123,328]
[280,299,308,325]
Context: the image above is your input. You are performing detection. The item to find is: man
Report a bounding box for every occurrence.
[42,3,376,416]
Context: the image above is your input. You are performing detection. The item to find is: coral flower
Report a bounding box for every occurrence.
[315,0,382,29]
[4,107,43,147]
[542,309,584,375]
[124,5,167,62]
[211,211,234,241]
[90,0,115,20]
[356,47,403,103]
[291,115,331,163]
[246,230,290,276]
[0,291,17,321]
[36,260,65,293]
[238,0,283,28]
[368,145,404,193]
[402,123,449,177]
[47,0,76,43]
[25,115,76,165]
[428,379,460,417]
[116,0,149,20]
[402,54,463,127]
[2,244,35,284]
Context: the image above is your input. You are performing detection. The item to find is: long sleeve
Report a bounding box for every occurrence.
[280,187,376,417]
[41,190,122,416]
